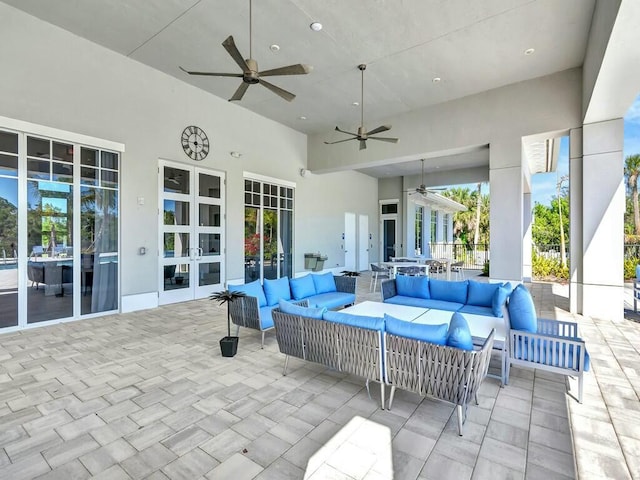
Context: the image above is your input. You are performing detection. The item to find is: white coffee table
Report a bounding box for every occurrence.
[341,300,428,322]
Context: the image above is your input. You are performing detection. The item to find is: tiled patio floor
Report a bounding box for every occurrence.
[0,274,638,479]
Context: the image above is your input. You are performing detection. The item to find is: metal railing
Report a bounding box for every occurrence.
[427,243,489,269]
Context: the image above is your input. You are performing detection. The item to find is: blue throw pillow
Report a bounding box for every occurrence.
[395,275,430,299]
[278,299,326,319]
[467,281,500,308]
[429,279,468,304]
[229,279,267,307]
[491,282,512,317]
[447,312,473,350]
[384,314,448,345]
[507,284,537,332]
[289,275,317,300]
[312,272,337,295]
[263,277,291,306]
[323,310,384,331]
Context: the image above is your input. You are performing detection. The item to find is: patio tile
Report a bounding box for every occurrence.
[120,443,178,479]
[282,436,323,470]
[43,433,100,468]
[392,428,436,460]
[161,448,218,480]
[0,453,51,479]
[420,451,473,480]
[527,442,576,478]
[161,425,212,456]
[485,420,528,449]
[78,438,137,475]
[472,458,521,480]
[243,432,292,467]
[199,428,251,463]
[33,459,90,480]
[205,452,262,480]
[253,457,304,480]
[477,436,526,472]
[525,462,574,480]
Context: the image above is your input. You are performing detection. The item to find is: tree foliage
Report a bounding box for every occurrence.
[532,196,569,246]
[442,186,490,245]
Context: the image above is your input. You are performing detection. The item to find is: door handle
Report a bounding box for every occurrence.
[197,247,203,259]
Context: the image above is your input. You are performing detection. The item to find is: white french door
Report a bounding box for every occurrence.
[159,160,225,305]
[344,212,356,271]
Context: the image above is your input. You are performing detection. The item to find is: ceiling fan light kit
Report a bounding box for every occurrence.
[179,0,311,102]
[324,64,399,150]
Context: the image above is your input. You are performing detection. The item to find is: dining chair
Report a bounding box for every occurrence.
[451,261,465,280]
[427,260,444,278]
[370,263,391,292]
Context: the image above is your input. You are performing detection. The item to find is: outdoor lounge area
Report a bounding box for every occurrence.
[0,274,638,479]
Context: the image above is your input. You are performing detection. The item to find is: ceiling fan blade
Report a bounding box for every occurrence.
[359,140,367,150]
[260,64,312,77]
[324,138,358,145]
[229,82,250,102]
[259,79,295,102]
[368,137,399,143]
[222,36,250,71]
[334,126,358,137]
[365,125,391,136]
[179,66,243,77]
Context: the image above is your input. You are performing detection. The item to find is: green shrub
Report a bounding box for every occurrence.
[624,257,640,280]
[532,252,568,280]
[482,260,489,276]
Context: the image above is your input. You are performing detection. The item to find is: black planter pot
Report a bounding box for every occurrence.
[220,336,239,357]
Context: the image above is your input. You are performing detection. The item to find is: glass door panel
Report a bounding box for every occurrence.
[382,218,396,262]
[27,179,74,324]
[244,207,259,283]
[0,175,18,328]
[263,209,278,280]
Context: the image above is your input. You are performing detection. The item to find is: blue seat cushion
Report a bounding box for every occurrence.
[458,305,495,317]
[259,306,276,329]
[492,282,512,317]
[384,295,431,309]
[290,275,317,300]
[312,272,337,294]
[323,310,384,331]
[421,299,464,312]
[467,281,500,307]
[508,284,537,332]
[278,299,326,319]
[306,292,355,310]
[512,337,590,371]
[385,314,448,345]
[263,276,291,306]
[229,279,267,307]
[429,279,468,304]
[395,275,430,299]
[447,312,473,350]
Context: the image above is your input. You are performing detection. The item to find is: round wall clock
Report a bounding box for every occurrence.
[181,126,210,161]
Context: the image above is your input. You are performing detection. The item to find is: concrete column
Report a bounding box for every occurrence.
[581,119,624,320]
[489,137,523,283]
[523,193,532,282]
[436,211,443,243]
[569,128,583,314]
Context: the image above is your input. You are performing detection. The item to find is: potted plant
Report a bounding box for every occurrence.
[210,289,246,357]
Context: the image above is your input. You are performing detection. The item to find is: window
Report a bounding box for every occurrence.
[443,213,449,242]
[381,203,398,214]
[430,210,437,243]
[415,206,423,255]
[244,179,294,282]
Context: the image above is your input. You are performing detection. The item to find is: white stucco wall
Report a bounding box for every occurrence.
[0,4,377,305]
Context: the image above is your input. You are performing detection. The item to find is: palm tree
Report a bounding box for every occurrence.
[625,154,640,236]
[473,183,482,245]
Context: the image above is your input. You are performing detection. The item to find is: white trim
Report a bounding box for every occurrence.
[121,292,158,313]
[0,115,125,152]
[243,171,296,188]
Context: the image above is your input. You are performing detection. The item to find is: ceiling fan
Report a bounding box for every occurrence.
[179,0,311,102]
[324,64,399,150]
[412,159,446,196]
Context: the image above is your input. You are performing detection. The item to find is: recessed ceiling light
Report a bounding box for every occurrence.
[269,44,280,52]
[432,77,441,84]
[524,48,535,55]
[352,102,359,107]
[230,151,242,158]
[310,22,323,32]
[299,116,307,120]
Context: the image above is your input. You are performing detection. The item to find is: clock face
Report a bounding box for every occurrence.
[181,126,210,161]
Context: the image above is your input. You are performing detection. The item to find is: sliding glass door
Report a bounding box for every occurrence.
[0,126,120,330]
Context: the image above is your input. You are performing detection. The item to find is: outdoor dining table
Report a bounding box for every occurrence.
[385,257,452,280]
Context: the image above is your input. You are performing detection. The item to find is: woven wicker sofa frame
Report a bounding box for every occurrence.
[385,330,495,435]
[507,318,587,403]
[381,278,509,386]
[271,305,385,409]
[227,275,356,348]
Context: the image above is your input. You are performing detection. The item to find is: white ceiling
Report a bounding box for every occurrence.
[3,0,595,177]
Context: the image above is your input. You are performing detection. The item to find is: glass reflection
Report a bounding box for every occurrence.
[199,263,220,286]
[199,233,220,256]
[164,200,190,226]
[0,177,18,328]
[199,204,220,226]
[164,233,190,258]
[164,263,189,290]
[27,180,73,323]
[164,167,189,194]
[199,174,220,198]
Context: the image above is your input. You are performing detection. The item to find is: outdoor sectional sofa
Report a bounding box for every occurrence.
[228,272,356,347]
[271,301,495,435]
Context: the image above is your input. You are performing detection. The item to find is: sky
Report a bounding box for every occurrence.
[447,94,640,206]
[532,93,640,206]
